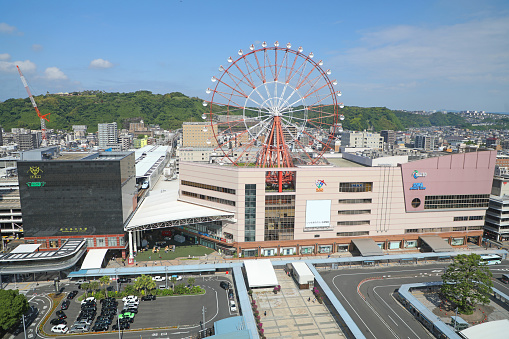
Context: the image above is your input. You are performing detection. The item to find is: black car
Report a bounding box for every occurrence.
[141,294,156,301]
[67,290,78,299]
[118,277,131,283]
[50,318,67,326]
[124,308,138,314]
[92,323,109,332]
[112,322,130,330]
[220,281,231,290]
[96,317,112,324]
[61,300,70,310]
[228,289,234,300]
[55,310,67,319]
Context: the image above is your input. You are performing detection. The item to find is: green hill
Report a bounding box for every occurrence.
[0,90,472,132]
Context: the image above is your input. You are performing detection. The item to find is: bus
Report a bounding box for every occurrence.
[479,254,502,265]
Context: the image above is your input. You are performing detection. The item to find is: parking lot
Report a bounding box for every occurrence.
[42,276,236,336]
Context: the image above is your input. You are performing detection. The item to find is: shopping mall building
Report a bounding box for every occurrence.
[177,150,496,257]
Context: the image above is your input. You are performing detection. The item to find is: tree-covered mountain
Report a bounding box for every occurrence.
[0,90,473,132]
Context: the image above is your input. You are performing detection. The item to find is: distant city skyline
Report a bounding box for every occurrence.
[1,0,508,113]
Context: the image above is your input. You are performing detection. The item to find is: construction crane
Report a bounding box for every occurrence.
[16,65,50,146]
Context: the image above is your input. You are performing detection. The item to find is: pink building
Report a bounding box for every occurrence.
[177,150,495,257]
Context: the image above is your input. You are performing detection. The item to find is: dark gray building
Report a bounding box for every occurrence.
[17,150,136,253]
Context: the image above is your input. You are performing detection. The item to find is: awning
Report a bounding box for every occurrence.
[419,235,454,252]
[244,259,278,288]
[81,249,108,270]
[460,319,509,339]
[351,238,384,256]
[291,262,314,285]
[11,244,41,253]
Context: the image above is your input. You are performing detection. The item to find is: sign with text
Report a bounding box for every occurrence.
[305,200,331,228]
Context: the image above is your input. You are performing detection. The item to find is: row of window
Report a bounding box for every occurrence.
[339,182,373,193]
[424,194,489,209]
[338,210,371,215]
[181,191,236,206]
[245,184,256,242]
[453,215,484,221]
[338,199,372,204]
[405,226,483,233]
[181,180,236,195]
[337,220,370,226]
[336,231,369,237]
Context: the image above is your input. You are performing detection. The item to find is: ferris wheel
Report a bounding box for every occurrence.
[202,41,344,170]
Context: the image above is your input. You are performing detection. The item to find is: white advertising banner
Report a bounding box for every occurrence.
[305,200,331,228]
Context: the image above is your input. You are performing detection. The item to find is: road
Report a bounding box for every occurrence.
[321,262,509,339]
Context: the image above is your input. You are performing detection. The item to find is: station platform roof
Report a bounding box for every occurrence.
[81,249,108,270]
[420,235,454,252]
[351,238,384,256]
[135,145,169,178]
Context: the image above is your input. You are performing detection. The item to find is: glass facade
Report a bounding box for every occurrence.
[264,195,295,241]
[424,194,489,209]
[244,184,256,242]
[17,152,136,238]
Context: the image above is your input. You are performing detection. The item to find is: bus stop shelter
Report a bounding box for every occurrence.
[351,238,384,256]
[419,235,453,252]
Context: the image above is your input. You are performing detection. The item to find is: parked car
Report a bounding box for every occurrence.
[124,307,138,314]
[51,324,68,334]
[61,300,70,310]
[68,324,89,333]
[220,281,231,290]
[112,322,130,330]
[118,277,131,283]
[229,300,237,312]
[50,319,67,326]
[228,289,234,300]
[141,294,156,301]
[171,275,183,281]
[67,290,78,299]
[55,310,67,320]
[74,279,87,285]
[118,312,135,320]
[124,300,139,307]
[92,323,109,332]
[122,295,138,303]
[81,297,96,305]
[74,320,92,326]
[152,276,165,282]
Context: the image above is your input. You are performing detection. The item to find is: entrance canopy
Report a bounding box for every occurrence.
[244,259,278,288]
[420,235,453,252]
[11,244,41,253]
[351,238,384,257]
[81,249,108,270]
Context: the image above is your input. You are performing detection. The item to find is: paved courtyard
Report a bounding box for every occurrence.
[252,269,345,339]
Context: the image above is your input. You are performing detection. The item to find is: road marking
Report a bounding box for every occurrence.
[387,315,398,326]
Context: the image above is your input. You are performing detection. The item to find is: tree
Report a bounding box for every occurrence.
[99,276,111,298]
[441,254,493,314]
[134,275,155,295]
[89,281,100,292]
[187,277,195,287]
[170,276,178,292]
[0,290,28,330]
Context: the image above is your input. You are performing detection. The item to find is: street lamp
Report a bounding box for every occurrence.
[22,311,27,339]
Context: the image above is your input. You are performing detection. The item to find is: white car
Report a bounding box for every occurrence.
[229,300,237,312]
[51,324,69,333]
[122,295,138,303]
[124,301,139,308]
[152,276,166,282]
[171,275,183,281]
[81,297,96,304]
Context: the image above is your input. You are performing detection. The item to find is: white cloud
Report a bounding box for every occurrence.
[331,16,509,85]
[0,53,10,61]
[0,23,22,35]
[44,67,68,80]
[89,58,114,69]
[0,59,36,73]
[32,44,43,52]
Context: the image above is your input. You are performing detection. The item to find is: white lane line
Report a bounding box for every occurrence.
[387,315,398,326]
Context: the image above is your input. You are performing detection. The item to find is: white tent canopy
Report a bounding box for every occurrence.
[291,262,314,285]
[244,259,278,288]
[11,244,41,253]
[81,249,108,270]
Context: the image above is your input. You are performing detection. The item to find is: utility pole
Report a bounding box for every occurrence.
[202,306,206,330]
[22,312,27,339]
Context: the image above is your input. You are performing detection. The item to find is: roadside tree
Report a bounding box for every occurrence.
[99,276,110,297]
[441,253,493,314]
[134,275,155,295]
[0,290,28,330]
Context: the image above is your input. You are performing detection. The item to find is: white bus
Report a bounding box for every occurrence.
[479,254,502,265]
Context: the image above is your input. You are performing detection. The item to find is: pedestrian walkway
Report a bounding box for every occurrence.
[252,269,345,339]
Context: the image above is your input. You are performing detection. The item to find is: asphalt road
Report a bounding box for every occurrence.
[321,262,509,339]
[9,276,236,339]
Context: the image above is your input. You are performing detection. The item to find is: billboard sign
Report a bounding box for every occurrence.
[305,200,331,228]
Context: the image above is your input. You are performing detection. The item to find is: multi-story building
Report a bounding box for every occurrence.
[0,126,3,146]
[341,131,383,150]
[484,176,509,242]
[14,133,39,151]
[177,150,495,256]
[17,148,136,254]
[98,122,119,149]
[72,125,87,140]
[182,122,218,147]
[414,135,435,151]
[380,130,396,150]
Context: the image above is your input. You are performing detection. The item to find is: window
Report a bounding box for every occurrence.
[338,199,372,204]
[108,237,118,247]
[336,231,369,236]
[119,237,125,246]
[338,210,371,215]
[339,182,372,192]
[424,194,489,209]
[180,180,236,194]
[411,198,421,208]
[469,215,484,221]
[454,216,469,221]
[86,238,95,248]
[337,220,370,226]
[245,184,256,242]
[182,191,236,206]
[96,237,106,247]
[314,234,320,238]
[264,195,295,241]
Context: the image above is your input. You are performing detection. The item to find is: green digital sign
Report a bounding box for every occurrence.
[26,182,46,187]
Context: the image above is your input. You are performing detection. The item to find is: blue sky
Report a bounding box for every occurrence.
[1,0,508,112]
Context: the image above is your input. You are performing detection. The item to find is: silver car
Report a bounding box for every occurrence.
[69,324,89,333]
